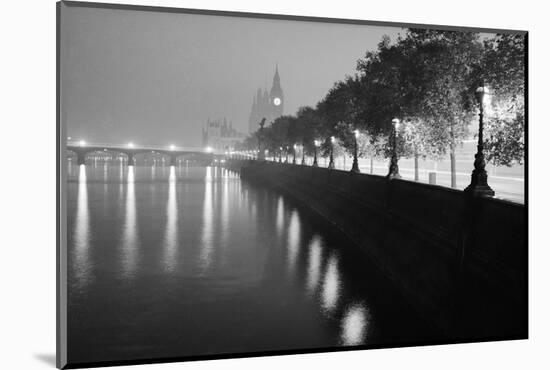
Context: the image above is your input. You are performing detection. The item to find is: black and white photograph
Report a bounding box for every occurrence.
[56,0,529,368]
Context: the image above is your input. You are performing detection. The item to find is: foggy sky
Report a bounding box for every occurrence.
[61,4,402,147]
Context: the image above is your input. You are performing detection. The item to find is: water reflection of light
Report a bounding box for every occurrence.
[73,164,91,288]
[287,211,300,271]
[221,174,230,244]
[119,162,124,183]
[163,166,178,272]
[103,162,108,182]
[321,252,341,314]
[242,187,249,211]
[306,235,323,294]
[200,166,214,271]
[341,304,370,345]
[251,202,257,218]
[276,197,284,235]
[122,165,138,278]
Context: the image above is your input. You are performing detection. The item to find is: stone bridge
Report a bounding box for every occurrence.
[66,143,215,166]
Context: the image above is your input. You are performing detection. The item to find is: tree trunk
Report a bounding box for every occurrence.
[414,153,419,182]
[450,148,456,188]
[370,157,373,174]
[450,120,457,189]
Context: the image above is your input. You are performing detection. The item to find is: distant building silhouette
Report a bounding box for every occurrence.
[248,65,284,133]
[202,118,245,153]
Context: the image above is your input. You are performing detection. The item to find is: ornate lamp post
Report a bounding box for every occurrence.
[258,118,266,160]
[351,129,360,173]
[387,118,401,179]
[465,82,495,197]
[292,144,297,164]
[313,140,320,167]
[328,136,335,169]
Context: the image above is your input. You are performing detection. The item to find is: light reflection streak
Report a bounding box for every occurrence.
[287,211,300,272]
[276,197,284,235]
[221,174,230,244]
[103,163,109,196]
[340,304,370,345]
[103,162,108,182]
[163,166,178,272]
[121,165,138,278]
[306,235,323,294]
[73,164,91,288]
[321,252,341,314]
[119,162,124,183]
[251,202,257,219]
[200,166,214,271]
[242,187,249,212]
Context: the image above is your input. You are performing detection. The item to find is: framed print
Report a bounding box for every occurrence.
[57,1,527,368]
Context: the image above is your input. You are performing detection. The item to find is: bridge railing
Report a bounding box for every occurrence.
[66,141,208,153]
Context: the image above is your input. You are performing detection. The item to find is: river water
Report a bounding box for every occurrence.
[66,163,434,364]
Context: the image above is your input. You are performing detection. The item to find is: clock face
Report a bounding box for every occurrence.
[273,97,281,106]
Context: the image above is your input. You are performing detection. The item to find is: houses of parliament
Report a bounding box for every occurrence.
[248,66,284,133]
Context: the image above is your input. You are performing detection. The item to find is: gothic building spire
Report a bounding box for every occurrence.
[248,65,285,133]
[273,63,281,90]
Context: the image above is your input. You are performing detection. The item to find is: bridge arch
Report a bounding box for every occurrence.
[68,148,131,165]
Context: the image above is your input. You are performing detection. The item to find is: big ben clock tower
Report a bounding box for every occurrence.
[248,65,285,133]
[269,65,284,119]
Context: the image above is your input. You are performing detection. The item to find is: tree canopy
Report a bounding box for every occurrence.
[243,30,525,167]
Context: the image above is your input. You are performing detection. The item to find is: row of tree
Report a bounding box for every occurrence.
[240,29,525,185]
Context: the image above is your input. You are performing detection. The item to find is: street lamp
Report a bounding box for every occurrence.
[258,118,266,160]
[79,140,86,147]
[301,142,306,165]
[313,140,320,167]
[465,81,495,197]
[279,146,283,163]
[387,118,401,179]
[292,144,297,164]
[351,129,360,173]
[285,146,289,163]
[128,142,134,148]
[328,136,335,169]
[170,144,175,151]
